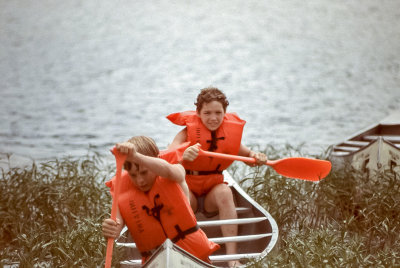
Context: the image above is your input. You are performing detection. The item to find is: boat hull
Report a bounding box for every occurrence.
[116,171,278,267]
[142,239,215,268]
[329,111,400,176]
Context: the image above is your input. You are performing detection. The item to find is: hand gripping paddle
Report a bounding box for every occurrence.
[105,147,127,268]
[198,150,331,181]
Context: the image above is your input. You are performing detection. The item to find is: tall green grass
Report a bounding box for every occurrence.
[236,145,400,267]
[1,145,399,267]
[0,153,122,267]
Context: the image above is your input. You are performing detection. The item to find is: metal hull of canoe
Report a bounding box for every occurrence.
[116,171,278,267]
[330,137,400,174]
[329,111,400,175]
[142,239,215,268]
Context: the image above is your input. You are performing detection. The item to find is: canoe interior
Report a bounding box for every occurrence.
[350,124,400,140]
[197,180,275,258]
[329,123,400,173]
[116,171,278,267]
[331,124,400,153]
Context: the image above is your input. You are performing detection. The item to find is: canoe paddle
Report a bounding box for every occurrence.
[105,147,127,268]
[198,150,331,181]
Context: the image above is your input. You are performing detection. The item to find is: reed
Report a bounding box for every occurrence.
[0,153,122,267]
[1,144,399,267]
[237,144,400,267]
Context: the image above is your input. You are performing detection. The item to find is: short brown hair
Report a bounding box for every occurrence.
[195,87,229,112]
[127,136,159,157]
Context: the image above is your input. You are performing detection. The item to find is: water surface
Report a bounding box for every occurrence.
[1,0,399,166]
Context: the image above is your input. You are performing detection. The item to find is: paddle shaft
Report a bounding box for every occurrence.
[198,150,331,181]
[198,150,260,164]
[105,149,126,268]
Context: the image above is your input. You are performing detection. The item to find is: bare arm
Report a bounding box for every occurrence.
[135,155,189,199]
[168,128,188,149]
[238,144,267,166]
[139,153,185,181]
[116,142,184,182]
[168,128,203,162]
[115,142,189,199]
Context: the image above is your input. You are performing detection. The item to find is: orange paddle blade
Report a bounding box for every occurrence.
[105,147,127,268]
[267,157,331,181]
[198,150,331,182]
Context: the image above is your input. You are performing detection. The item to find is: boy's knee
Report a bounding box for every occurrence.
[213,185,234,205]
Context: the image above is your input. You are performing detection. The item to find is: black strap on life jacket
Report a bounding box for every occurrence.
[206,131,225,152]
[142,194,164,226]
[140,194,166,258]
[190,131,225,173]
[140,193,199,258]
[140,223,199,258]
[171,224,200,243]
[185,169,223,175]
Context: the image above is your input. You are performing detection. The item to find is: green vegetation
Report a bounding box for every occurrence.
[235,144,400,267]
[1,145,399,267]
[0,153,122,267]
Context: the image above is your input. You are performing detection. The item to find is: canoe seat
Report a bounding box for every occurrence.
[210,253,262,263]
[363,135,400,143]
[342,140,369,147]
[198,217,268,227]
[195,206,252,220]
[333,146,360,152]
[120,259,141,266]
[116,216,274,267]
[119,253,265,266]
[235,206,252,214]
[330,151,351,156]
[117,217,269,249]
[117,233,272,250]
[209,233,272,244]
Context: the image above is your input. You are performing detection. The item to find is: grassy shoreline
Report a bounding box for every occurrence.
[1,147,399,267]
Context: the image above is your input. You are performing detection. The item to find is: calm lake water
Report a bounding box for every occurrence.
[1,0,399,167]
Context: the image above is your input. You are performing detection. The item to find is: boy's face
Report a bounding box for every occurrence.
[197,100,225,131]
[124,158,156,192]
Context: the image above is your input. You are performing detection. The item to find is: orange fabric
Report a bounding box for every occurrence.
[106,171,219,262]
[167,111,245,172]
[186,174,225,196]
[159,141,190,164]
[167,111,245,196]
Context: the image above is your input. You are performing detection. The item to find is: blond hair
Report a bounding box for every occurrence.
[127,136,159,157]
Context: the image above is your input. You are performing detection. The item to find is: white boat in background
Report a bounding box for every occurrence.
[115,171,279,267]
[329,110,400,176]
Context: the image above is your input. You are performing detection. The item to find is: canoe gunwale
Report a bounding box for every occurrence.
[329,112,400,173]
[115,170,279,267]
[331,122,400,157]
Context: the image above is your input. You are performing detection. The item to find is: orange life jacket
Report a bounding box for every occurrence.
[106,171,219,262]
[167,110,246,172]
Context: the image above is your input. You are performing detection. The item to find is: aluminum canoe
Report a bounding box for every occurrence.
[115,171,279,267]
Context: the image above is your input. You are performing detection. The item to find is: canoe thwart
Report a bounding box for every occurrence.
[198,217,268,227]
